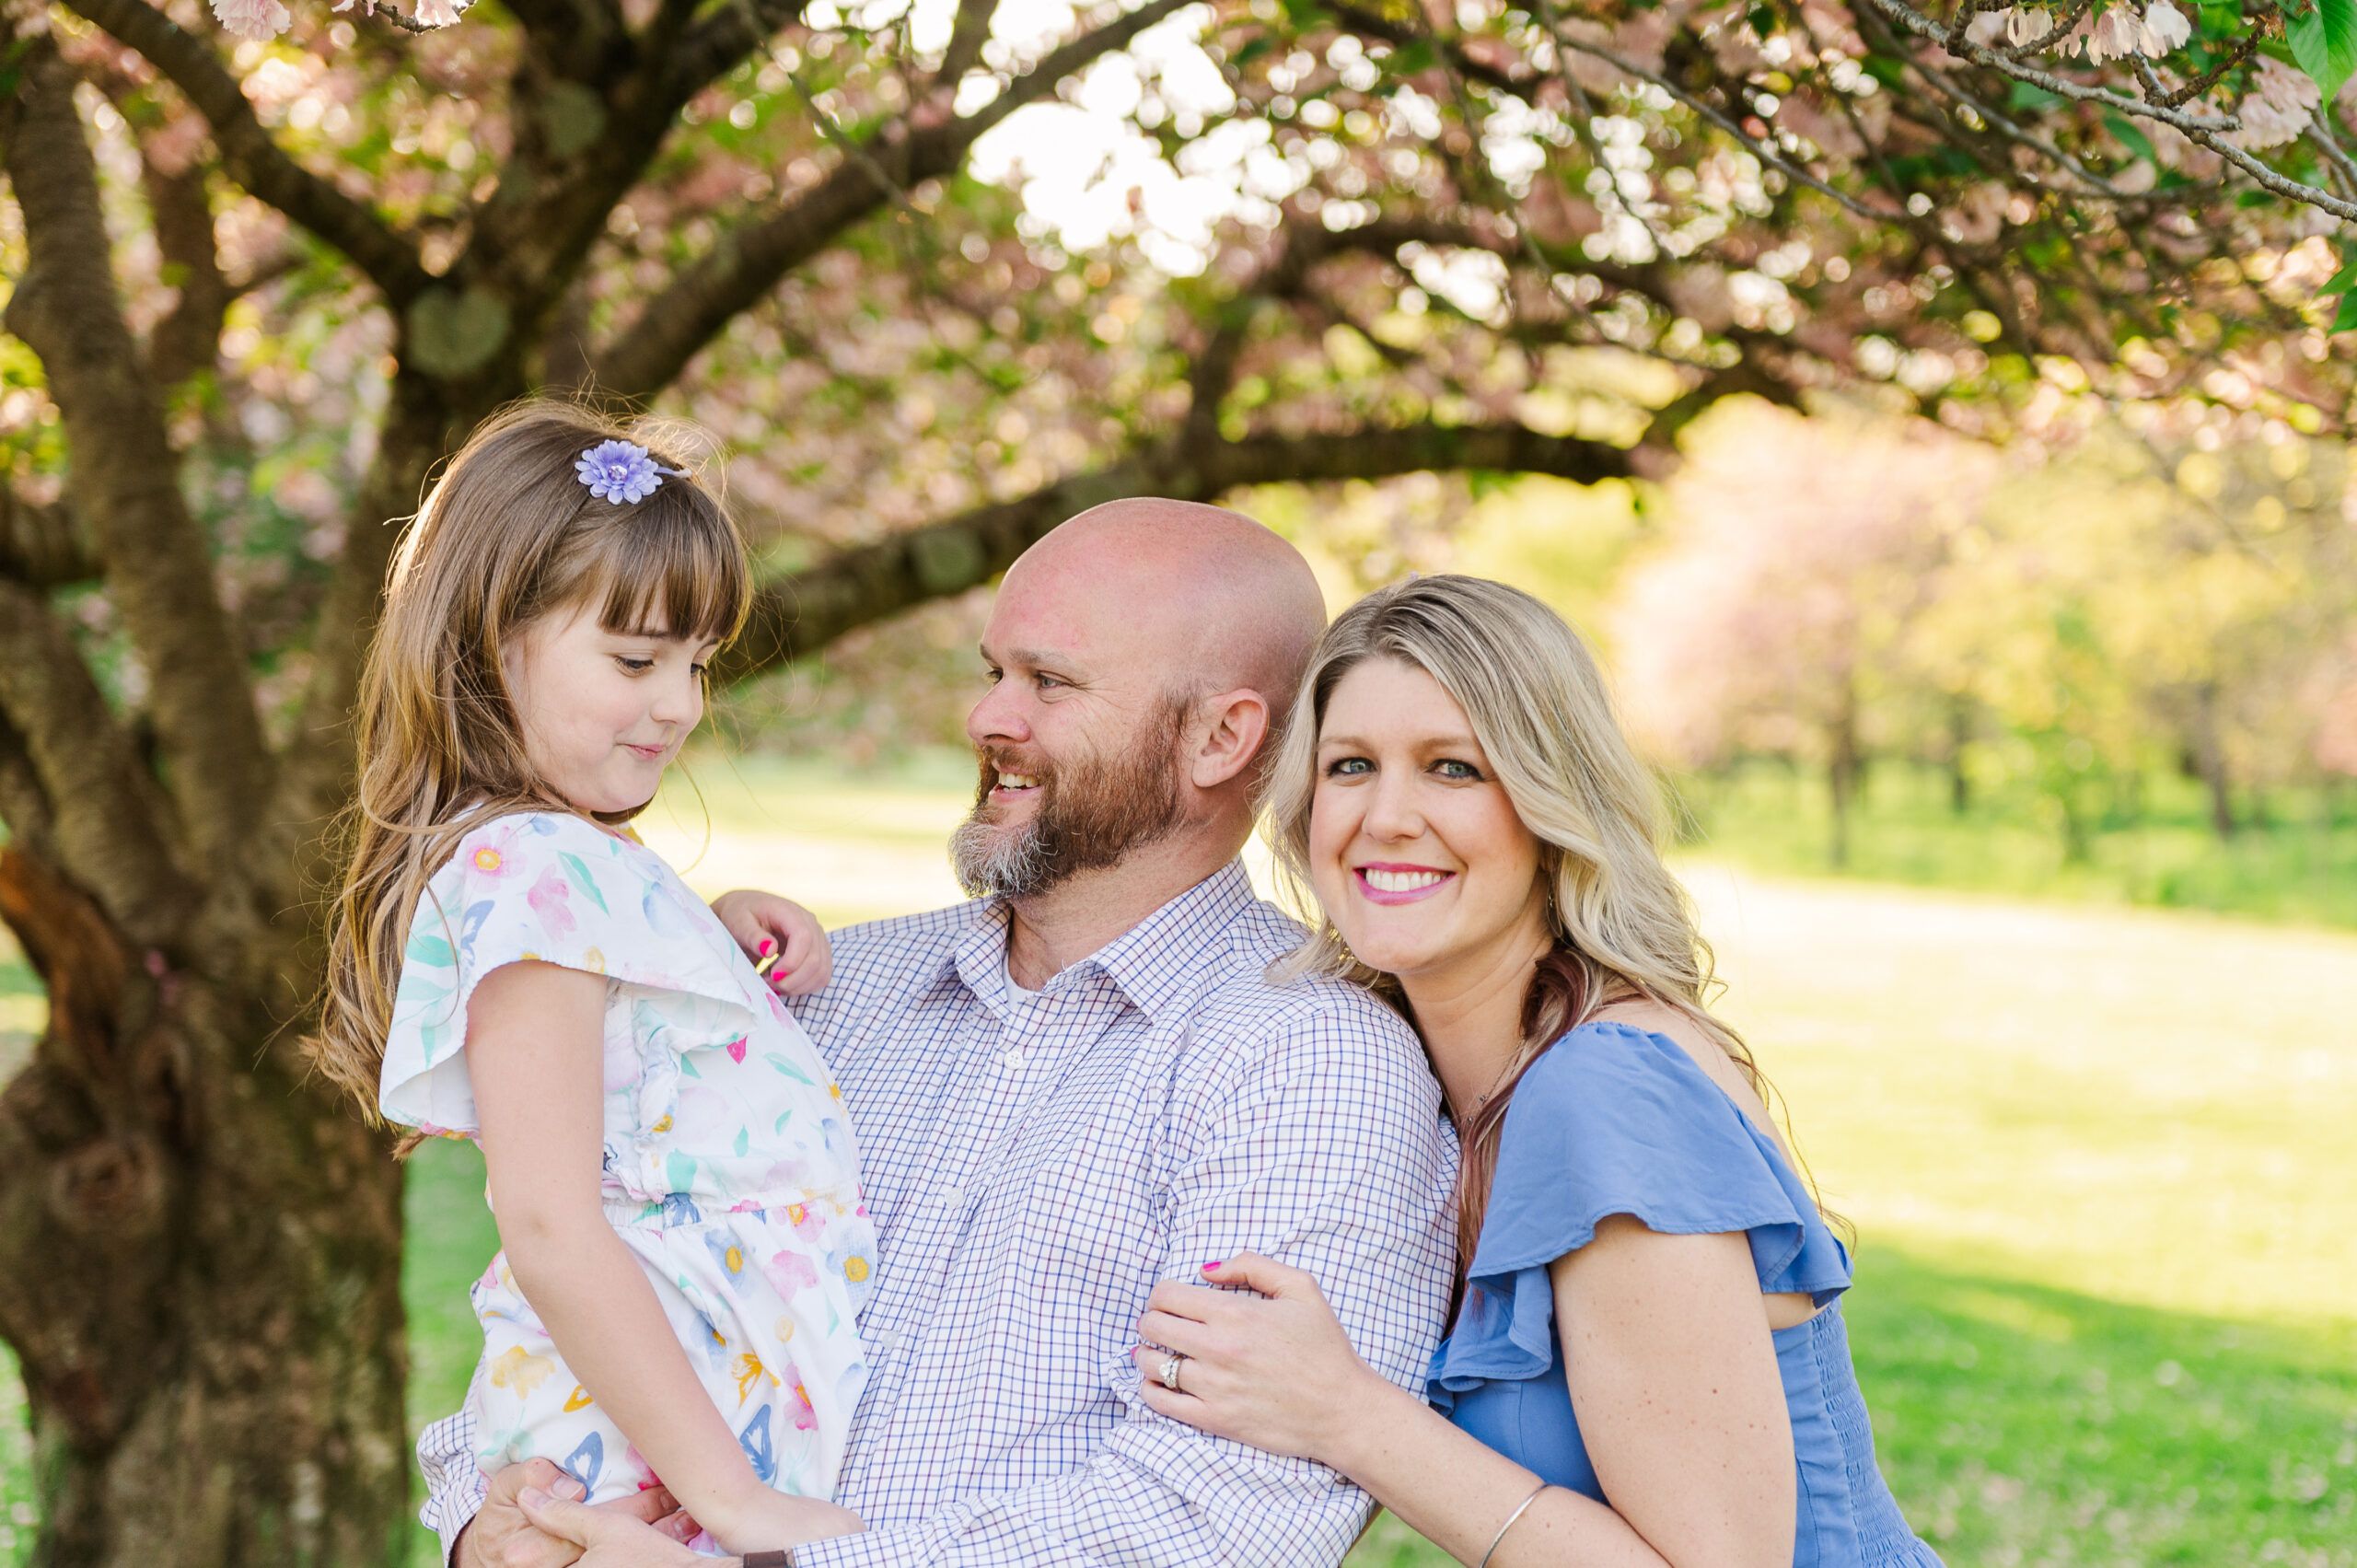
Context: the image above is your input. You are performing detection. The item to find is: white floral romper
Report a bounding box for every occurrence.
[378,810,872,1512]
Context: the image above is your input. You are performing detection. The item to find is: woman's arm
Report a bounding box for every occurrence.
[1551,1216,1795,1568]
[1134,1257,1669,1567]
[470,961,857,1555]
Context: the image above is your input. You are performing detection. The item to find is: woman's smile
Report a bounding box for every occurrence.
[1353,863,1457,903]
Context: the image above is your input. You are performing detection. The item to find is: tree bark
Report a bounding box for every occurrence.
[1827,678,1862,869]
[0,850,410,1568]
[2189,681,2235,839]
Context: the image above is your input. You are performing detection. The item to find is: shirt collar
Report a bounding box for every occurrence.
[946,860,1259,1025]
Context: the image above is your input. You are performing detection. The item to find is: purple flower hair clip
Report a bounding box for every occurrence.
[575,439,686,505]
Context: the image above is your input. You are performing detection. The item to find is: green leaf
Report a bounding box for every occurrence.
[2104,113,2157,167]
[2009,83,2065,111]
[2287,0,2357,103]
[2331,288,2357,333]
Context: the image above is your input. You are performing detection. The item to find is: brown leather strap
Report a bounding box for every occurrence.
[741,1553,794,1568]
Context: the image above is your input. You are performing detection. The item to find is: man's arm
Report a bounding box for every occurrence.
[795,1001,1457,1568]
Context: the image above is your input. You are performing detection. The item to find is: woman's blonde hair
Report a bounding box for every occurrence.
[311,400,750,1129]
[1263,574,1800,1276]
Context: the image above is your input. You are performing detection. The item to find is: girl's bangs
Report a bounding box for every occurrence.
[588,489,750,645]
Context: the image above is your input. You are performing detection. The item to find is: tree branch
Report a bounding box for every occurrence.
[55,0,431,303]
[0,487,98,590]
[0,579,199,947]
[594,0,1195,398]
[1,34,273,877]
[716,418,1632,682]
[139,153,235,392]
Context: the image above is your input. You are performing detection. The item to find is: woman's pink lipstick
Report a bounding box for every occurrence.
[1353,864,1456,905]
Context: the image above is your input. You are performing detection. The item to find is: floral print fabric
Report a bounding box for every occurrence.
[379,810,871,1513]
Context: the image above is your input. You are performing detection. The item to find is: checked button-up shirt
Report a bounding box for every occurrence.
[420,859,1457,1566]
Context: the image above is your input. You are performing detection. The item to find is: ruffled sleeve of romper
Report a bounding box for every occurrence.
[1432,1019,1852,1396]
[377,810,759,1140]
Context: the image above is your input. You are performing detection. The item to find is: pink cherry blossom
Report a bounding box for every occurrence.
[210,0,290,40]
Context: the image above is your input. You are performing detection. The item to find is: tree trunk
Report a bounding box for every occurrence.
[1827,681,1862,870]
[2189,683,2235,840]
[1946,691,1972,816]
[0,849,410,1568]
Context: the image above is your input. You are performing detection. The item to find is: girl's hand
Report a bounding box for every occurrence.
[709,890,831,995]
[1132,1254,1392,1465]
[695,1487,865,1557]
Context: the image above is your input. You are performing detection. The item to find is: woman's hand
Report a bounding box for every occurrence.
[1131,1254,1395,1466]
[709,890,831,995]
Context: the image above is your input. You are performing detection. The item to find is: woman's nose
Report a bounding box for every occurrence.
[1359,772,1424,842]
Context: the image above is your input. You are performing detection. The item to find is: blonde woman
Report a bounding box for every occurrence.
[1131,575,1941,1568]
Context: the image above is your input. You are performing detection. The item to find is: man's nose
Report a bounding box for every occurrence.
[967,679,1032,748]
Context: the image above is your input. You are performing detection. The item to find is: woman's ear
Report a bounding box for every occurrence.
[1188,688,1273,791]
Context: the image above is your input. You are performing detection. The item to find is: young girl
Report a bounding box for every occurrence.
[313,403,869,1558]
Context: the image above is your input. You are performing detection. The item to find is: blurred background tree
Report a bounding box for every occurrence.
[9,0,2357,1561]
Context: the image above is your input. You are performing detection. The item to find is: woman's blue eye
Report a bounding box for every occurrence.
[1434,759,1482,781]
[1326,757,1374,777]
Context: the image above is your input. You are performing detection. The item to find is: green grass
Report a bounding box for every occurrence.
[5,753,2355,1566]
[1685,760,2357,931]
[1348,1249,2357,1567]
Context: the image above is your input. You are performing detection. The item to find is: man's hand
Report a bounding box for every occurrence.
[458,1461,698,1568]
[516,1481,712,1568]
[709,889,832,995]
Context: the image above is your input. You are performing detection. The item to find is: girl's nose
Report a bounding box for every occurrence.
[649,670,702,725]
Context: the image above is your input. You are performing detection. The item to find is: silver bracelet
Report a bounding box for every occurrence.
[1478,1481,1552,1568]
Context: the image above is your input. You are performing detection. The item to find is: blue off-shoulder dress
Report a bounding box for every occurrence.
[1429,1021,1942,1568]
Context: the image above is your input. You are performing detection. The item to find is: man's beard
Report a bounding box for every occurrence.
[950,697,1193,899]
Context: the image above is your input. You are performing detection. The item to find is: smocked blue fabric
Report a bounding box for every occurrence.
[1428,1021,1943,1568]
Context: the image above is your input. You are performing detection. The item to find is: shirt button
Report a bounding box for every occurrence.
[1000,1048,1028,1070]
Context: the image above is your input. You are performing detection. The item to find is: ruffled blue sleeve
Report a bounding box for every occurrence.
[1433,1020,1851,1391]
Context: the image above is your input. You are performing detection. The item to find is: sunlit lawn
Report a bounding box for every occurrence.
[6,749,2355,1567]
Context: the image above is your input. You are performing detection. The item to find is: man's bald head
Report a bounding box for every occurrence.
[1000,498,1327,714]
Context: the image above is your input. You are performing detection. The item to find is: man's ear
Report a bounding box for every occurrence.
[1187,688,1272,791]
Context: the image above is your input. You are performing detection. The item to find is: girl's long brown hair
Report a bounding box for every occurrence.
[311,401,749,1131]
[1263,575,1832,1280]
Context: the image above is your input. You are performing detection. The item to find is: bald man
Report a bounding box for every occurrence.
[428,501,1456,1568]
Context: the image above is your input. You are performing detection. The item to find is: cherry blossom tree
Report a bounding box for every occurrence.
[9,0,2357,1562]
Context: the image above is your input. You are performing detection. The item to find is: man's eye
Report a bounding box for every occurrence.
[1324,757,1373,777]
[984,668,1004,684]
[1034,674,1062,691]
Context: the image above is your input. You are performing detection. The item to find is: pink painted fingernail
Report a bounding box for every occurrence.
[759,938,775,956]
[1202,1260,1224,1273]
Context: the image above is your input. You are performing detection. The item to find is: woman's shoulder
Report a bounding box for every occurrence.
[1511,1006,1735,1112]
[1474,1015,1816,1276]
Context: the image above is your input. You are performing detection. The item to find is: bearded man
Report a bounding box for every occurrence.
[428,499,1456,1567]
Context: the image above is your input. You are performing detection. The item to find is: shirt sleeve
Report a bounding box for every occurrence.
[416,1401,488,1567]
[793,995,1458,1568]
